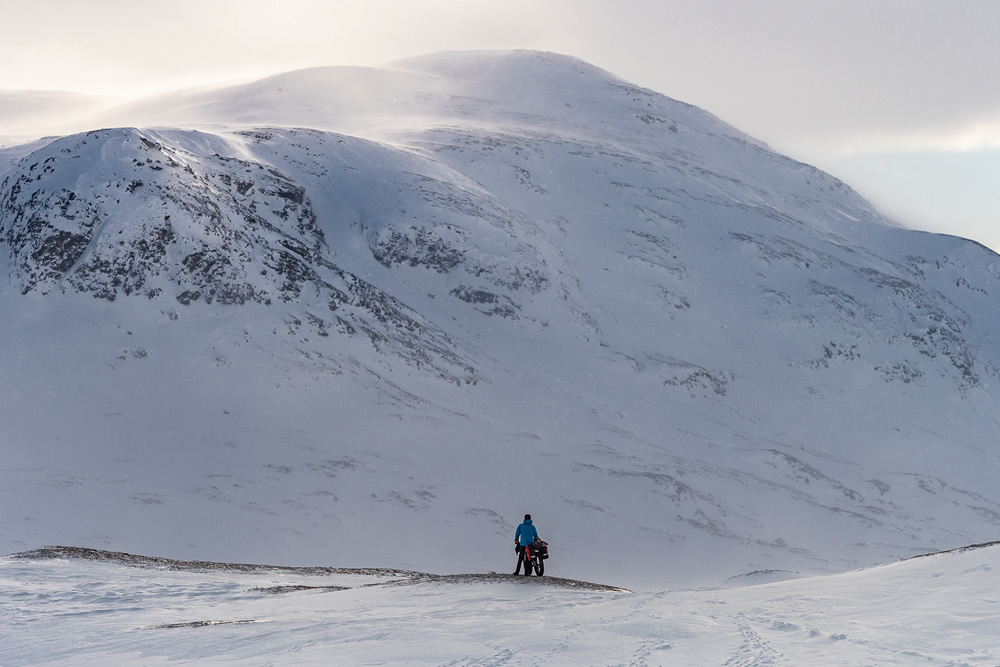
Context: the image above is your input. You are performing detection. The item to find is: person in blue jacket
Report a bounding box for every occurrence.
[513,514,540,575]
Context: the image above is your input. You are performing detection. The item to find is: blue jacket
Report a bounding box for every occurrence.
[515,519,538,546]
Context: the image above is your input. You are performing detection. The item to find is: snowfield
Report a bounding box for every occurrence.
[2,544,999,665]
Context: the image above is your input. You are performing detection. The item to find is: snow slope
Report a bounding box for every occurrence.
[2,50,1000,590]
[2,544,998,665]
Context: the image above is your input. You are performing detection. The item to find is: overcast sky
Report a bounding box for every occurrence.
[2,0,998,249]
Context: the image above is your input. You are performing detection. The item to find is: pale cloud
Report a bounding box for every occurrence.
[0,1,547,95]
[799,114,1000,158]
[889,118,1000,154]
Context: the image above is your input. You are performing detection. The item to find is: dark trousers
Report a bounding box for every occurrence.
[515,545,532,575]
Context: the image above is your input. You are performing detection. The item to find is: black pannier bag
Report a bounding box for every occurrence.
[534,539,549,559]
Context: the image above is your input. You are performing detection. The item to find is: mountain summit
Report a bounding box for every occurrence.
[2,51,999,587]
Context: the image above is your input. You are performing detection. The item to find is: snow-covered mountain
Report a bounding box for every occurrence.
[2,50,1000,588]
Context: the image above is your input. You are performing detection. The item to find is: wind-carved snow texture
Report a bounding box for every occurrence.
[729,230,981,392]
[3,50,1000,590]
